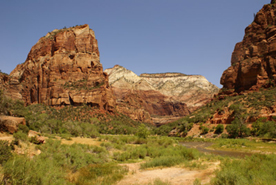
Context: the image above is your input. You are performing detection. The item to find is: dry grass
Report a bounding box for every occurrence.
[60,137,102,146]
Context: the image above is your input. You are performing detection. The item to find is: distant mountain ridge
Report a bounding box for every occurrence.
[105,65,219,124]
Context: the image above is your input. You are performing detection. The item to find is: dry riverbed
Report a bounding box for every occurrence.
[117,161,220,185]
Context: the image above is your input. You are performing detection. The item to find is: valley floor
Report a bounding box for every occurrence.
[1,133,276,185]
[117,161,220,185]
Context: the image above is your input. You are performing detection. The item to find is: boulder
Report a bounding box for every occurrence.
[0,116,26,133]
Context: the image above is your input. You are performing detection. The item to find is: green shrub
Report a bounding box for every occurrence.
[193,178,202,185]
[23,103,145,136]
[136,124,150,139]
[215,124,224,134]
[2,155,66,185]
[75,163,128,185]
[113,147,147,161]
[29,136,43,144]
[79,122,99,138]
[13,130,28,141]
[260,121,276,138]
[134,137,147,144]
[154,125,172,136]
[226,118,250,138]
[201,126,209,135]
[18,124,29,134]
[0,140,12,165]
[141,156,185,169]
[100,142,113,150]
[0,89,28,117]
[140,145,200,169]
[38,139,107,170]
[211,154,276,185]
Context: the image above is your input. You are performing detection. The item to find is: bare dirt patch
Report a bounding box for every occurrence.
[117,161,220,185]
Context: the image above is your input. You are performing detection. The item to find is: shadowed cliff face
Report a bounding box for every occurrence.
[221,1,276,92]
[6,24,115,112]
[105,65,219,124]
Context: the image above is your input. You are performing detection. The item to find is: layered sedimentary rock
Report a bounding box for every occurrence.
[221,1,276,92]
[105,65,219,124]
[0,73,9,94]
[7,25,115,112]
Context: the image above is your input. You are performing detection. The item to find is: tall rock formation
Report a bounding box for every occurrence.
[221,1,276,92]
[105,65,219,124]
[7,25,115,112]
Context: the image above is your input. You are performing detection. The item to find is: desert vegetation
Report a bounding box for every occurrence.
[1,130,276,184]
[1,90,276,184]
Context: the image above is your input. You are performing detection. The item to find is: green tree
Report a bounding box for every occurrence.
[226,118,250,138]
[136,124,150,139]
[227,104,249,138]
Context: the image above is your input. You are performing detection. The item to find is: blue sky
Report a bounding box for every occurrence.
[0,0,269,87]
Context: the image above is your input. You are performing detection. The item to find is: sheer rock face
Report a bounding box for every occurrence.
[105,65,218,124]
[7,25,115,112]
[221,2,276,92]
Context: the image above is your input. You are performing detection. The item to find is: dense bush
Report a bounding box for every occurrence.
[37,139,107,170]
[215,124,224,134]
[178,121,193,136]
[226,118,250,138]
[13,130,28,141]
[136,123,150,139]
[200,126,209,135]
[105,135,201,168]
[18,124,30,134]
[2,155,66,185]
[211,154,276,185]
[21,103,148,136]
[141,145,200,169]
[0,140,12,165]
[1,139,109,184]
[75,163,128,185]
[153,125,172,136]
[251,119,276,138]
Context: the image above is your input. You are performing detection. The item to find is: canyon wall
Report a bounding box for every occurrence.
[6,25,115,112]
[221,1,276,93]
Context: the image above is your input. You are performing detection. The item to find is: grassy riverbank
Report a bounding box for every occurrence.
[1,133,276,185]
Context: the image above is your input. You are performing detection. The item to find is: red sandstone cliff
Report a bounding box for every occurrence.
[221,1,276,92]
[6,25,115,112]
